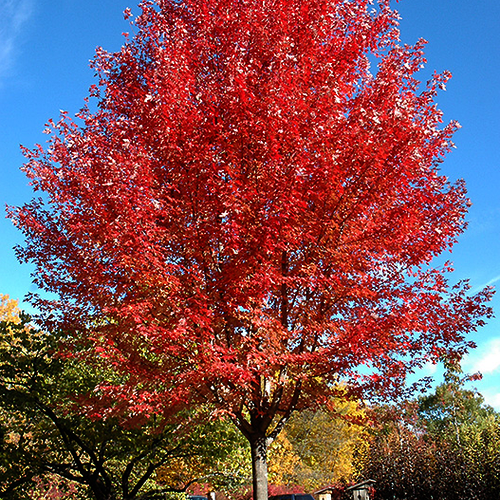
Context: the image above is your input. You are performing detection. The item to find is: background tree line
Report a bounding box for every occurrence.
[2,294,499,500]
[361,363,500,500]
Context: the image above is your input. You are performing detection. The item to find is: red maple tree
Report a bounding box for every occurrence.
[10,0,492,498]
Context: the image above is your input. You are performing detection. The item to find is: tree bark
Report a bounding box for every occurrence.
[250,434,269,500]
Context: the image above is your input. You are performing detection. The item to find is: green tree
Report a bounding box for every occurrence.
[0,296,249,499]
[419,360,496,444]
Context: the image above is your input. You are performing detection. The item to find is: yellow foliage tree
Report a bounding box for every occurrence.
[268,400,369,491]
[267,430,302,487]
[156,455,209,490]
[0,295,21,324]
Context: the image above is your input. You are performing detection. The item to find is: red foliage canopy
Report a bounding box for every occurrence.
[10,0,491,447]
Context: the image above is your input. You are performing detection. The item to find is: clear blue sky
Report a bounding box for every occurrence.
[1,0,499,408]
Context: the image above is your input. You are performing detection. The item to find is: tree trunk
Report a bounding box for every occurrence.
[90,478,117,500]
[250,434,269,500]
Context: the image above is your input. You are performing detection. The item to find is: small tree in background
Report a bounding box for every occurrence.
[10,0,492,498]
[268,402,369,490]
